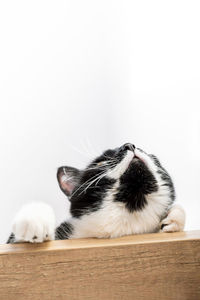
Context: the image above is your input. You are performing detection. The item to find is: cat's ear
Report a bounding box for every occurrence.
[57,166,81,197]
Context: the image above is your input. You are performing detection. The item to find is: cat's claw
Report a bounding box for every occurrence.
[160,204,185,232]
[12,202,56,243]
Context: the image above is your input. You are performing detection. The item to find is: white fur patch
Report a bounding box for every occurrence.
[107,150,134,179]
[12,202,56,243]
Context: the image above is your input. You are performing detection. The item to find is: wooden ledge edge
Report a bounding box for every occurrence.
[0,230,199,255]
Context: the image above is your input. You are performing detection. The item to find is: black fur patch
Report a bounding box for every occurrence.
[7,232,15,244]
[55,222,74,240]
[115,158,158,212]
[65,149,120,217]
[70,176,116,218]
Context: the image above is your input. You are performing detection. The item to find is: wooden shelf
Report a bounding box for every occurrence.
[0,230,200,300]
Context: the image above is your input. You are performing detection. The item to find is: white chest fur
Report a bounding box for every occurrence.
[70,191,170,239]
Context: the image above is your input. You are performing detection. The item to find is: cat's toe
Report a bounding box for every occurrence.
[160,220,181,232]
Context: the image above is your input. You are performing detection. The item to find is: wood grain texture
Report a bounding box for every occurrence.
[0,231,199,300]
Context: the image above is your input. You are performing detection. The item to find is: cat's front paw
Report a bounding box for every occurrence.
[160,204,186,232]
[12,202,56,243]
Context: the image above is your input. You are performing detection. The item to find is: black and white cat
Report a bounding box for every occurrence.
[7,143,185,243]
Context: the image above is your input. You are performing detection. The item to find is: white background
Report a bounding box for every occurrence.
[0,1,199,243]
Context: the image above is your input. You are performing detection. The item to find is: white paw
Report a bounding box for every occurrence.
[12,202,56,243]
[160,204,186,233]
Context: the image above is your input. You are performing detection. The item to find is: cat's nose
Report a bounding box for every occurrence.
[120,143,135,152]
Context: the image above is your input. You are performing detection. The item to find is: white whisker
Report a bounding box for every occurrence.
[80,139,95,159]
[69,144,92,159]
[71,169,108,198]
[86,161,117,171]
[80,172,107,194]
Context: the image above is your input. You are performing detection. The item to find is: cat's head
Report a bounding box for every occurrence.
[57,143,175,217]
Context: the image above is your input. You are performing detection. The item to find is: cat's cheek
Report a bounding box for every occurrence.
[12,202,56,243]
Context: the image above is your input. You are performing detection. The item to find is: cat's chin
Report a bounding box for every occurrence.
[131,155,144,166]
[134,149,147,165]
[132,156,139,162]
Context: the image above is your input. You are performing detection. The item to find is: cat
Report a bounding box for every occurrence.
[7,143,185,243]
